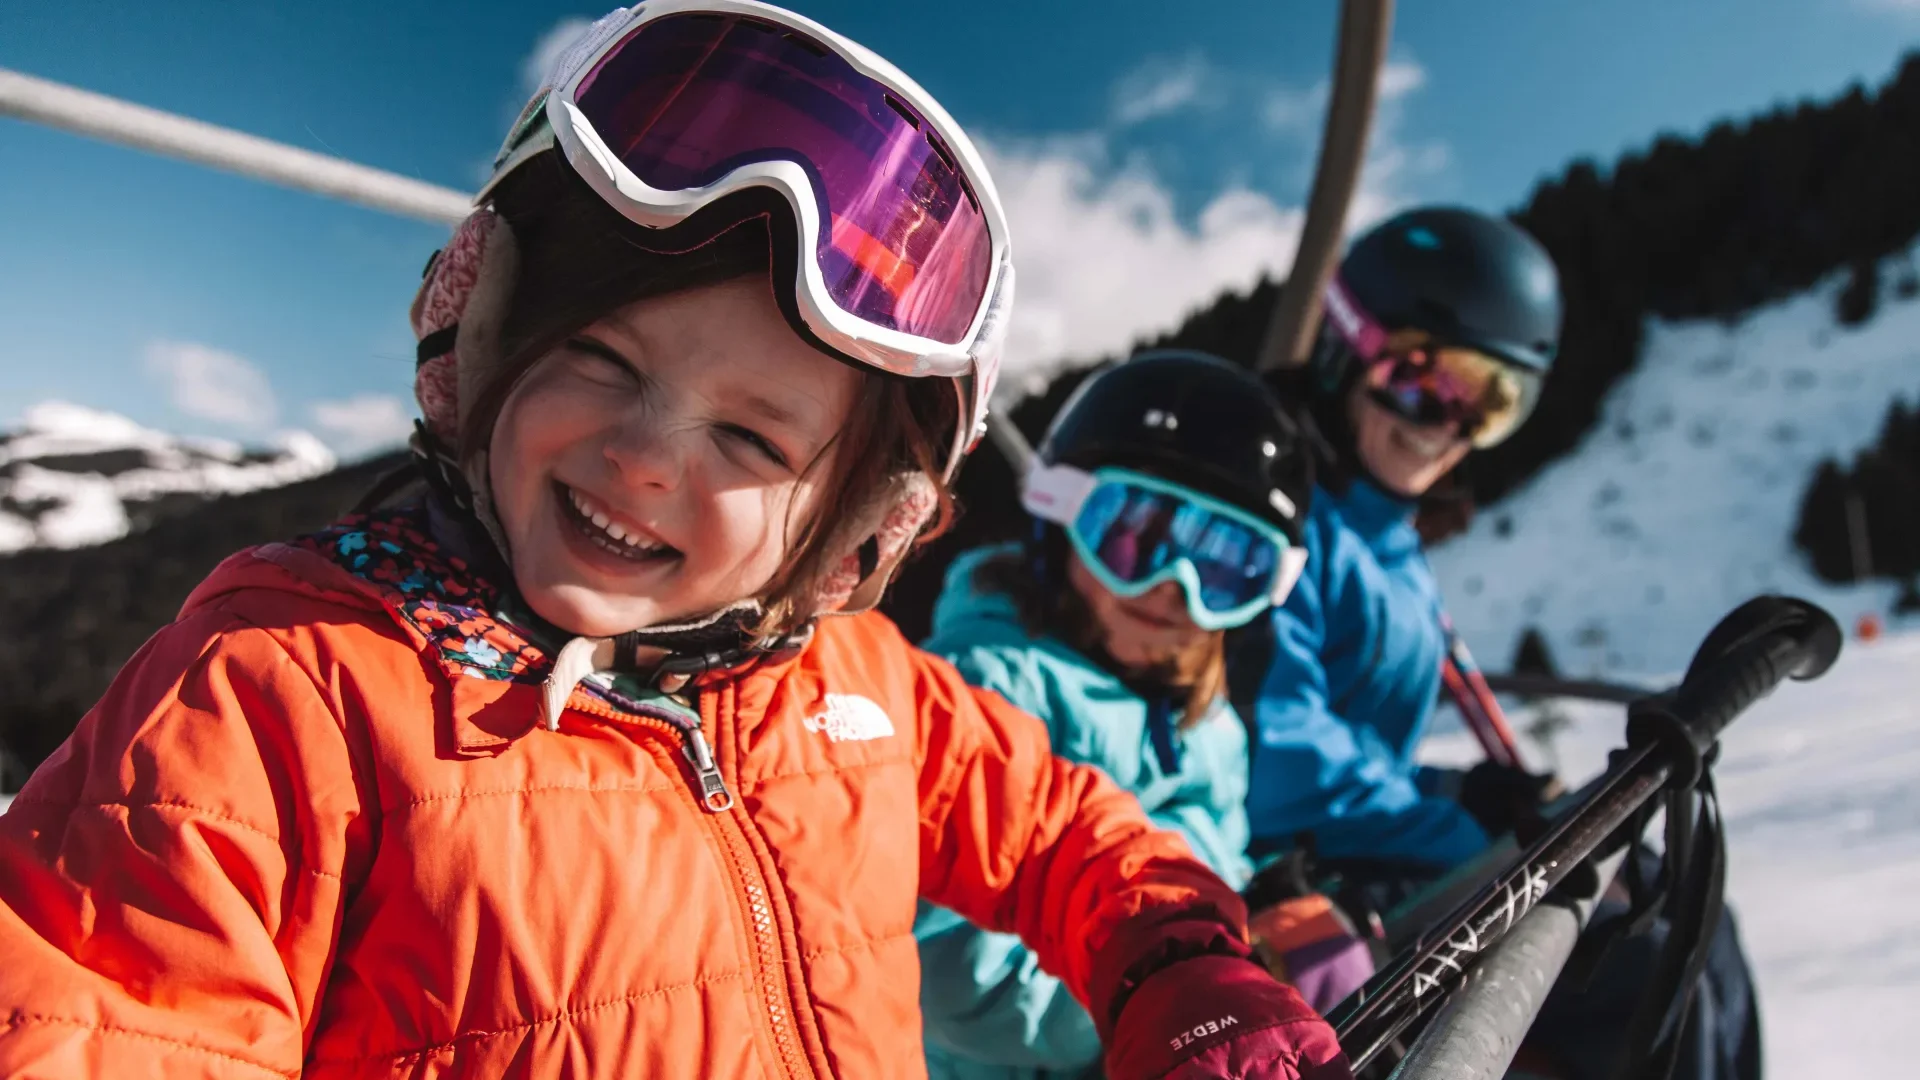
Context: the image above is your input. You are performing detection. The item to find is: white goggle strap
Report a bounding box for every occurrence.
[1021,460,1098,528]
[1271,546,1310,606]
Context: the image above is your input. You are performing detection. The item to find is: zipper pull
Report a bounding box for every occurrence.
[683,728,735,813]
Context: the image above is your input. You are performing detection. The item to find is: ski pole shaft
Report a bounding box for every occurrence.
[1460,663,1525,761]
[1441,659,1512,766]
[1329,740,1668,1069]
[1389,845,1630,1080]
[1440,618,1523,768]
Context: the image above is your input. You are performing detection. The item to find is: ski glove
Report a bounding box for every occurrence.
[1249,895,1375,1015]
[1457,761,1566,839]
[1103,953,1353,1080]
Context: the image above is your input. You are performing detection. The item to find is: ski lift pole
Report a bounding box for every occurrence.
[0,67,472,225]
[1328,595,1841,1074]
[1255,0,1394,373]
[985,413,1035,475]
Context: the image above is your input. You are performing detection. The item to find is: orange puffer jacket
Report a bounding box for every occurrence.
[0,507,1247,1079]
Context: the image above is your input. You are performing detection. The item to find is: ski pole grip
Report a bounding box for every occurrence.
[1626,597,1841,788]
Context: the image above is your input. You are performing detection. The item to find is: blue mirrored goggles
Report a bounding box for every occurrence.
[1022,464,1308,631]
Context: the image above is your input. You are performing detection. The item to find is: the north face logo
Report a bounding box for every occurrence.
[803,694,897,743]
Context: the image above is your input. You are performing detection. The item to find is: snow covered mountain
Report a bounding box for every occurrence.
[0,402,336,553]
[1431,271,1920,679]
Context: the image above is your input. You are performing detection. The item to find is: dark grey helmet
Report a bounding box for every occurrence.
[1038,350,1312,543]
[1336,206,1562,373]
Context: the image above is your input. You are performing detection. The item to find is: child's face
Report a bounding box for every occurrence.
[1066,557,1208,671]
[489,276,862,638]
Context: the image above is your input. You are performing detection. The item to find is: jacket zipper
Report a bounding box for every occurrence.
[563,693,810,1079]
[569,696,733,812]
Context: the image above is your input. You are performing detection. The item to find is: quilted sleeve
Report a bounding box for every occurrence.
[0,608,371,1079]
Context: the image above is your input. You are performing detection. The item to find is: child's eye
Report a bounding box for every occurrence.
[720,424,790,469]
[564,339,640,385]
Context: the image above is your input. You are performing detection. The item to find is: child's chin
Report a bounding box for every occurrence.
[524,585,666,640]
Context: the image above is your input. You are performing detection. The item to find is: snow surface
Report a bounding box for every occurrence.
[1430,279,1920,678]
[1422,629,1920,1079]
[0,402,335,552]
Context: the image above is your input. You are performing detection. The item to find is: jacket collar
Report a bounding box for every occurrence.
[285,502,796,753]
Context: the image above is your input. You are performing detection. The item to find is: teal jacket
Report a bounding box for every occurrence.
[912,545,1254,1079]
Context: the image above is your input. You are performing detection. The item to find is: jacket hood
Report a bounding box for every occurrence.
[927,543,1031,649]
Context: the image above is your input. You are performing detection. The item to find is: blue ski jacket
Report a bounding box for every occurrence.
[912,545,1254,1080]
[1240,477,1489,870]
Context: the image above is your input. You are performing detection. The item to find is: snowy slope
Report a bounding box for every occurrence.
[0,402,335,552]
[1430,279,1920,678]
[1422,629,1920,1079]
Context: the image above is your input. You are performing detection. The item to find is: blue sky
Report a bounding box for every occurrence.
[3,0,1918,457]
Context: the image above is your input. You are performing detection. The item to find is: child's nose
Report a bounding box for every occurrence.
[1142,580,1191,617]
[602,418,687,491]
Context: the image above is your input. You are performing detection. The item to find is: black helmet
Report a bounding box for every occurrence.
[1035,350,1312,544]
[1332,206,1562,374]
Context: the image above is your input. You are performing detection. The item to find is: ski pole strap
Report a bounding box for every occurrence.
[1611,779,1729,1080]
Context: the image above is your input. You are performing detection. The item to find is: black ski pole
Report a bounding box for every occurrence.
[1324,596,1840,1074]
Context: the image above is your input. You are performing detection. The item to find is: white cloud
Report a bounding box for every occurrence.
[311,394,415,455]
[1262,83,1328,134]
[983,137,1305,379]
[1259,56,1447,227]
[1111,53,1213,126]
[1378,58,1428,101]
[523,16,595,95]
[985,54,1446,381]
[1262,56,1427,134]
[143,340,278,429]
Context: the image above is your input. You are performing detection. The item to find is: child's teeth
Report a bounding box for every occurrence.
[567,484,666,556]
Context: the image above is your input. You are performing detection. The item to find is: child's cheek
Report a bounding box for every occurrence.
[702,483,803,595]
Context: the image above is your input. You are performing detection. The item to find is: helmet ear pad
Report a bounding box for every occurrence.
[816,471,940,616]
[408,207,523,562]
[411,207,514,450]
